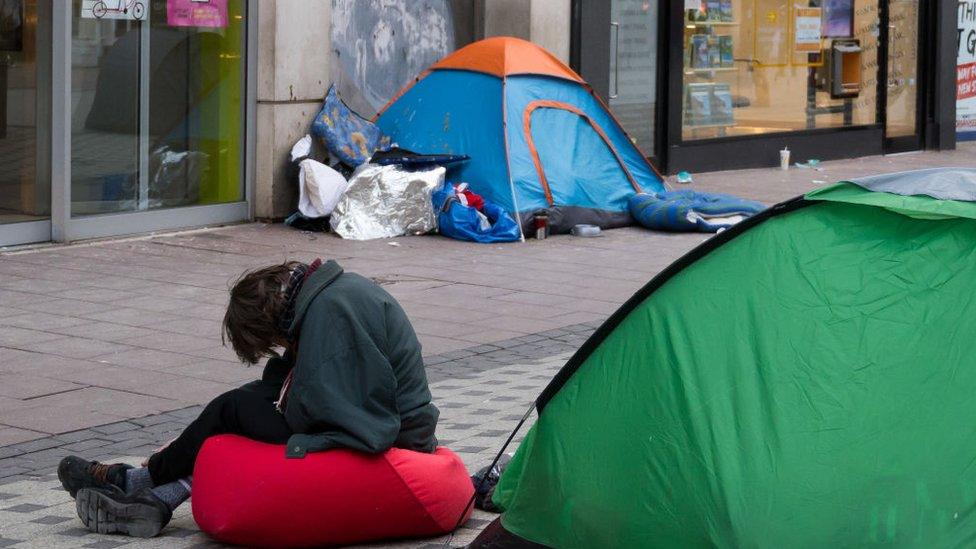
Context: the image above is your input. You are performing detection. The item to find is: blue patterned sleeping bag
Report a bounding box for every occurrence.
[629,190,766,232]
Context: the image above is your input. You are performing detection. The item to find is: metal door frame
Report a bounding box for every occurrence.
[45,0,256,244]
[879,0,928,154]
[569,0,668,167]
[0,2,53,247]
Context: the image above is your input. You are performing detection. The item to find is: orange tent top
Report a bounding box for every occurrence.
[429,36,583,83]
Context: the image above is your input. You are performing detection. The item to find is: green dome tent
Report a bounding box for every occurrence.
[472,169,976,548]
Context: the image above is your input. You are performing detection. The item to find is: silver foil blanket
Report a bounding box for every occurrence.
[330,164,443,240]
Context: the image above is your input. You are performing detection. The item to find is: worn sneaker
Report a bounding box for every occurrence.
[76,487,172,538]
[58,456,131,498]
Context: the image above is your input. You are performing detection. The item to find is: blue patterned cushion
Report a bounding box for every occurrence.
[310,85,392,167]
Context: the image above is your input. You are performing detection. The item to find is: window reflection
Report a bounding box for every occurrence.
[0,0,48,224]
[70,0,244,217]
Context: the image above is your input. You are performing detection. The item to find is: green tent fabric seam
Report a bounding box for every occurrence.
[805,182,976,220]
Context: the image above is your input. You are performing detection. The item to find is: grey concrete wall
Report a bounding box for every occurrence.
[254,0,331,220]
[481,0,570,61]
[483,0,531,39]
[331,0,459,118]
[531,0,571,63]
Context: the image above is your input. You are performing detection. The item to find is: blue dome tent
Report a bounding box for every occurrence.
[375,37,666,235]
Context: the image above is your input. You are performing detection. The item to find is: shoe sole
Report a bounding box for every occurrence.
[76,489,166,538]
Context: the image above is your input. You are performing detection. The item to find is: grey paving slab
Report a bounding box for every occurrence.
[51,322,158,344]
[89,348,214,370]
[15,336,136,361]
[0,349,97,379]
[31,514,74,524]
[161,361,252,385]
[80,308,184,328]
[3,502,46,513]
[0,326,65,348]
[54,287,133,304]
[47,364,232,406]
[0,373,84,400]
[0,313,91,331]
[60,439,111,453]
[0,387,181,434]
[117,333,216,354]
[151,318,224,338]
[178,346,243,364]
[13,298,117,318]
[0,289,58,308]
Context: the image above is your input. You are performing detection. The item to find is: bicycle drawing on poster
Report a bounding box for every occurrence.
[82,0,146,21]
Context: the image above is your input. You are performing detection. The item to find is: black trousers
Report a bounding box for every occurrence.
[146,379,292,485]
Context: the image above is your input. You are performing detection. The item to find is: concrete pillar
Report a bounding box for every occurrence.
[482,0,531,39]
[254,0,331,220]
[530,0,571,63]
[480,0,571,62]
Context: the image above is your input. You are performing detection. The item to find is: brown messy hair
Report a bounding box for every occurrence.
[222,261,301,364]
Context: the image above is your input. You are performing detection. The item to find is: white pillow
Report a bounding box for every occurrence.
[298,159,348,218]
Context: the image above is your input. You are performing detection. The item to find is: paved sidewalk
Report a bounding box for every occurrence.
[0,146,973,547]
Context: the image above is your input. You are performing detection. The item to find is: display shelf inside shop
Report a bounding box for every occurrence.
[683,3,738,135]
[684,67,737,75]
[685,21,739,28]
[684,122,736,130]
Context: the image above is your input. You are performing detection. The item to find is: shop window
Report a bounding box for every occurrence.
[70,0,245,216]
[0,0,49,225]
[681,0,879,141]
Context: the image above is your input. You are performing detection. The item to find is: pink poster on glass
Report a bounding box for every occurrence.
[167,0,228,28]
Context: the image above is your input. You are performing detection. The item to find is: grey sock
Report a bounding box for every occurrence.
[150,477,192,511]
[124,467,153,493]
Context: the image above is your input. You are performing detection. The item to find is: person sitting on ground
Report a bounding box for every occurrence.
[58,259,439,538]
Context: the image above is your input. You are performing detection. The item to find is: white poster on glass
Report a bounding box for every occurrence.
[794,7,822,53]
[959,0,976,138]
[81,0,147,21]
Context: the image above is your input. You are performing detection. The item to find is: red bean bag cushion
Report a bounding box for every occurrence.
[192,435,474,548]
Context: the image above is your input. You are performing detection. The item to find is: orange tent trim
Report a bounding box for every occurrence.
[522,99,643,206]
[430,36,582,82]
[375,37,583,121]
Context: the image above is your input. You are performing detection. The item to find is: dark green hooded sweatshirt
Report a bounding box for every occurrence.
[281,260,439,458]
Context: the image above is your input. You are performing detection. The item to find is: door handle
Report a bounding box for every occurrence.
[610,21,620,99]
